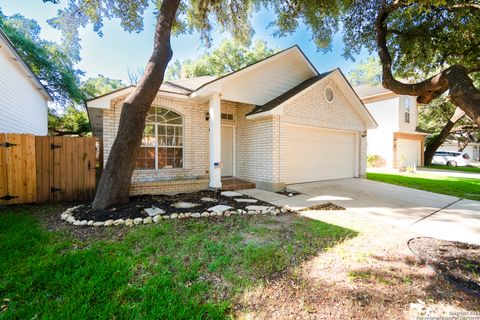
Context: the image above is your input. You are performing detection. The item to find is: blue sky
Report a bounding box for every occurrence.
[0,1,370,84]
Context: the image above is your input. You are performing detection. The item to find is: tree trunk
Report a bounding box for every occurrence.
[92,0,180,210]
[375,2,480,127]
[458,139,470,152]
[424,108,465,165]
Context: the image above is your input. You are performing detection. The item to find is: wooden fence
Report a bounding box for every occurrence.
[0,133,96,205]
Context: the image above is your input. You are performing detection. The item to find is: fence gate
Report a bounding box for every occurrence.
[36,136,96,203]
[0,134,96,205]
[0,134,37,205]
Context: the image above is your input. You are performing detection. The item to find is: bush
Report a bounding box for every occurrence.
[367,155,386,168]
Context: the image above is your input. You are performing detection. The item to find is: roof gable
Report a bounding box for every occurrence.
[246,69,378,129]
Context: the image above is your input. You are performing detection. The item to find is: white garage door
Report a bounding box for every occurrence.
[285,125,357,184]
[396,139,420,167]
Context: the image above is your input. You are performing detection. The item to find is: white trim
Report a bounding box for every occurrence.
[355,131,360,177]
[209,94,222,188]
[221,124,236,177]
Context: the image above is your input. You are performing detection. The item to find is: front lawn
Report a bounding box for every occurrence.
[367,172,480,201]
[423,164,480,173]
[0,205,355,319]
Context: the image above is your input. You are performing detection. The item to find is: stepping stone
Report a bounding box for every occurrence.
[245,205,270,212]
[208,205,233,213]
[145,207,165,216]
[171,201,200,209]
[201,197,218,202]
[221,191,243,197]
[234,198,258,203]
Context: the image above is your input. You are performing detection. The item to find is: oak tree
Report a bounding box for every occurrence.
[47,0,256,209]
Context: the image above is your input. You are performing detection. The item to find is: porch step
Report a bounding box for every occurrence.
[221,178,255,191]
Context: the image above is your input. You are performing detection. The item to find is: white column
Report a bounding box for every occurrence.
[209,93,222,188]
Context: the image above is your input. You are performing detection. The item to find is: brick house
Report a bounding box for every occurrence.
[86,46,377,195]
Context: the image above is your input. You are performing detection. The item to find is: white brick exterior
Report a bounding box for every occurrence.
[101,76,369,194]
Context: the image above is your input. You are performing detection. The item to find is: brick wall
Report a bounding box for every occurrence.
[102,95,210,187]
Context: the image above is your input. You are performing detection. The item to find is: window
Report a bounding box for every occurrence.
[404,97,411,123]
[324,86,334,102]
[221,113,234,121]
[136,106,183,170]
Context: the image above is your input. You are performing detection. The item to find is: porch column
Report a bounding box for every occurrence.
[209,93,222,188]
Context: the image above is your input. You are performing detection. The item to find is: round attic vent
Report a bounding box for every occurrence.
[324,86,334,102]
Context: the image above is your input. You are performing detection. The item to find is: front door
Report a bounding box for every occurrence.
[221,126,234,177]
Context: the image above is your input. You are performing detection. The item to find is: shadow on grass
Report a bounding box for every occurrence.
[236,251,480,319]
[0,205,357,319]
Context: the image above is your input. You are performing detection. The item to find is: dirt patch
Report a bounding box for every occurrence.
[235,211,480,319]
[408,237,480,297]
[300,202,346,211]
[71,190,276,222]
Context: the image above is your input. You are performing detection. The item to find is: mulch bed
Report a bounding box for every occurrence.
[72,190,275,222]
[300,202,346,211]
[408,237,480,297]
[276,190,301,197]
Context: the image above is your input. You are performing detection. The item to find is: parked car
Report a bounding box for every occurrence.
[432,150,471,166]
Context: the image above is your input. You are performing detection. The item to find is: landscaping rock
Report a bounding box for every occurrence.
[133,218,143,225]
[104,220,114,227]
[208,204,232,212]
[125,219,133,227]
[201,212,210,217]
[220,191,243,197]
[73,220,81,226]
[170,213,178,219]
[200,197,218,202]
[171,201,200,209]
[245,205,270,213]
[191,212,201,218]
[114,219,125,226]
[153,215,162,223]
[143,217,153,224]
[87,220,94,226]
[80,220,88,226]
[224,211,231,217]
[185,212,192,218]
[145,207,165,216]
[234,198,258,203]
[93,222,104,227]
[178,213,185,219]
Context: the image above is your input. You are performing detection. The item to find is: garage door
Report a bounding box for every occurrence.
[285,125,356,184]
[396,139,420,167]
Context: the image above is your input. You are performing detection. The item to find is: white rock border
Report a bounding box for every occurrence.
[60,204,296,227]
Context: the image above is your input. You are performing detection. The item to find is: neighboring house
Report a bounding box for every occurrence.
[355,85,428,168]
[439,139,480,162]
[0,29,51,135]
[86,46,377,195]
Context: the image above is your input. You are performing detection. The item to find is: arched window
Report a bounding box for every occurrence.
[136,106,183,170]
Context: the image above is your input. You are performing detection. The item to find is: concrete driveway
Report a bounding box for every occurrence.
[240,178,480,245]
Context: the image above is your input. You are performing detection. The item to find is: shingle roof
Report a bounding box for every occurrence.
[246,71,334,116]
[161,76,217,94]
[353,84,391,98]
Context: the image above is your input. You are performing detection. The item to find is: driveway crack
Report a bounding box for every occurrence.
[409,198,463,226]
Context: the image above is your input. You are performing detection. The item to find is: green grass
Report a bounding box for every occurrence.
[423,164,480,173]
[0,206,356,319]
[367,172,480,201]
